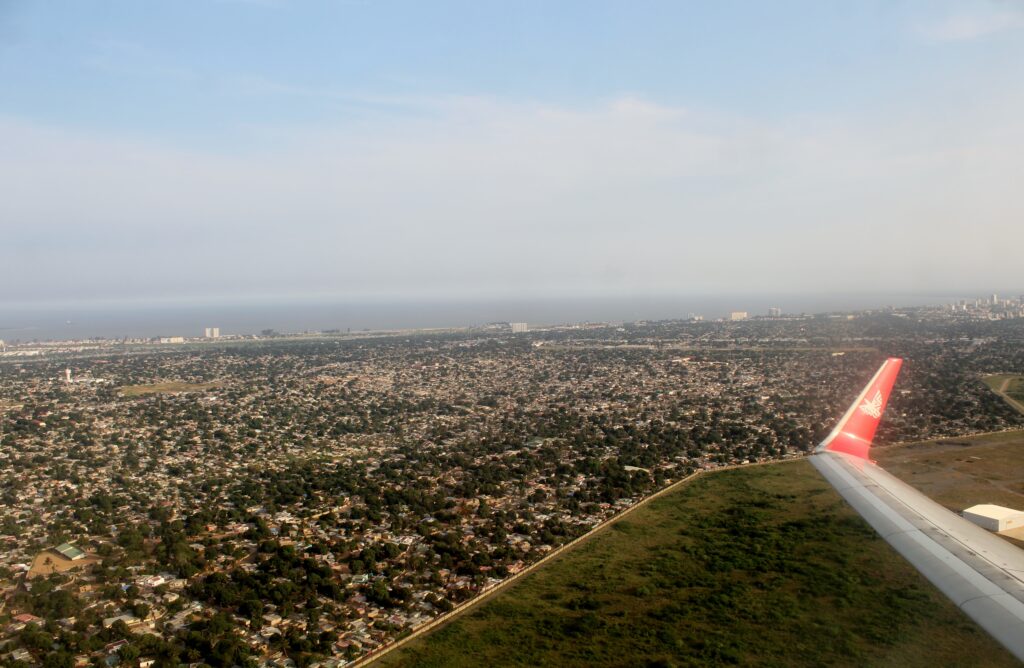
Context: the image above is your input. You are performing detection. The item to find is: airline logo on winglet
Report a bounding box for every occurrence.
[859,390,884,419]
[817,357,902,459]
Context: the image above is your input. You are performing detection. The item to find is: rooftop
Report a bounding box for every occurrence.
[963,505,1024,520]
[54,542,86,560]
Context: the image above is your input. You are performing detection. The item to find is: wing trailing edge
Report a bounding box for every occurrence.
[811,358,1024,662]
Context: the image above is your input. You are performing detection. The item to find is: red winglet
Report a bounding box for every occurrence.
[818,358,903,459]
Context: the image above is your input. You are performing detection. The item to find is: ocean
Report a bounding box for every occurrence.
[0,293,964,343]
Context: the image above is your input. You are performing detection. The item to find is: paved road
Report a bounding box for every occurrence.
[353,426,1024,667]
[352,458,792,668]
[354,426,1024,663]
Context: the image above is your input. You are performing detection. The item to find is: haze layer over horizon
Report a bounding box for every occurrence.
[2,1,1023,304]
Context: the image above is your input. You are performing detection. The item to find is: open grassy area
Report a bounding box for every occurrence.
[119,381,220,396]
[374,460,1015,668]
[983,375,1024,413]
[875,430,1024,545]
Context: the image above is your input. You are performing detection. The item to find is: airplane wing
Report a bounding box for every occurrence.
[811,357,1024,661]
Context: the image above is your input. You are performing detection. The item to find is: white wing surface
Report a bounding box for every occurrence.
[812,359,1024,661]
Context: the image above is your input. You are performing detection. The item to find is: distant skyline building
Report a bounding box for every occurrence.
[510,322,528,333]
[943,293,1024,319]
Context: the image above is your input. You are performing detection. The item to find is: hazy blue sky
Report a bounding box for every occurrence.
[2,1,1022,305]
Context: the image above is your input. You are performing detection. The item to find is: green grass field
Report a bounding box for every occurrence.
[374,460,1016,668]
[983,375,1024,411]
[119,381,220,396]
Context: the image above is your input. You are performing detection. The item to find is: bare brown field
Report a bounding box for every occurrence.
[120,381,220,396]
[27,551,101,579]
[875,430,1024,547]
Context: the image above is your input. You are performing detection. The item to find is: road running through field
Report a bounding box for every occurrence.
[994,377,1024,415]
[353,457,792,667]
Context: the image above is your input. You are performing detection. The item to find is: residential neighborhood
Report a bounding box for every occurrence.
[1,309,1023,667]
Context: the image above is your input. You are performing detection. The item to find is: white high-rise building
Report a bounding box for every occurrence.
[510,322,529,333]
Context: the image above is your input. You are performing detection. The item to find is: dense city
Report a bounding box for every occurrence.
[2,305,1024,668]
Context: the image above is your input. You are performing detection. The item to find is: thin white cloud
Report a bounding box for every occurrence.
[0,93,1022,302]
[918,5,1024,42]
